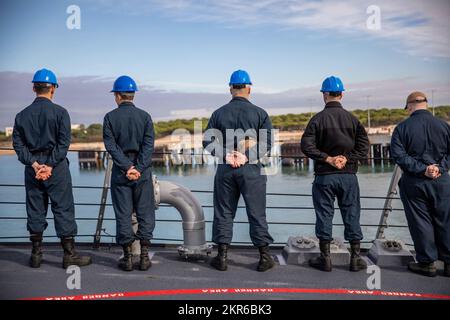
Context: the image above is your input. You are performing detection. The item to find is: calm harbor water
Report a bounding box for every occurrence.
[0,153,412,247]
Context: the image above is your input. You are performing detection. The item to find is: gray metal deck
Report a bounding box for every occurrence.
[1,244,449,300]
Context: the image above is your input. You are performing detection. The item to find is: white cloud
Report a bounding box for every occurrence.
[141,80,224,93]
[169,108,214,118]
[98,0,450,58]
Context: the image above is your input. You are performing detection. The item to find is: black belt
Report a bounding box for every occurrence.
[32,150,51,156]
[124,151,138,158]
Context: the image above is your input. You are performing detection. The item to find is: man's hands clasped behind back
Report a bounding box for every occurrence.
[325,156,442,180]
[126,166,141,181]
[425,164,441,180]
[32,162,53,181]
[33,162,143,182]
[325,155,348,170]
[226,151,248,168]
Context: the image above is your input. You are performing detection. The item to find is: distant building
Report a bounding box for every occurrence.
[5,127,13,137]
[4,125,83,136]
[367,125,396,135]
[71,124,82,131]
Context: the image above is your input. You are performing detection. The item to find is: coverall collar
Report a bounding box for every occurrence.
[324,101,343,108]
[411,109,431,117]
[118,101,135,108]
[33,96,52,103]
[231,96,250,103]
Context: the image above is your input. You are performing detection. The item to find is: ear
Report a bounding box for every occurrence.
[32,86,36,93]
[247,86,251,94]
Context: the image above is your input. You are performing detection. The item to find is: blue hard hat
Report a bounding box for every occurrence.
[229,70,252,86]
[32,68,59,88]
[320,76,345,93]
[111,75,138,92]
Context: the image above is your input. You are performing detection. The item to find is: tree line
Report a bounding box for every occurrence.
[152,105,449,137]
[1,106,448,143]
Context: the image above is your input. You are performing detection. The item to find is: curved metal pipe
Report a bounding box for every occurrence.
[131,177,211,258]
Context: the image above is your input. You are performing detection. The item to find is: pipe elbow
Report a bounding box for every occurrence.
[154,177,211,257]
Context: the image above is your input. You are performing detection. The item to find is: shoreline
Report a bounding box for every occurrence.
[0,127,398,156]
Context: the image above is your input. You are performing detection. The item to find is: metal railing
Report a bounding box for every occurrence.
[0,148,408,247]
[0,146,393,161]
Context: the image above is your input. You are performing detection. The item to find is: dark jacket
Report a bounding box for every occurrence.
[202,96,273,163]
[103,102,154,173]
[391,109,450,178]
[301,101,369,175]
[13,97,71,167]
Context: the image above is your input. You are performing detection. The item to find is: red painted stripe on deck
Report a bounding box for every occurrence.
[22,287,450,300]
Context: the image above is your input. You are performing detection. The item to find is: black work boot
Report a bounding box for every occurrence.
[118,242,134,272]
[309,240,332,272]
[210,244,228,271]
[444,263,450,277]
[61,237,92,269]
[349,241,367,272]
[257,245,276,272]
[29,233,43,268]
[407,261,437,277]
[139,240,152,271]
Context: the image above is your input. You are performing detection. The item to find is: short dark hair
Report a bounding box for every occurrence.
[328,91,342,97]
[117,92,135,100]
[33,83,54,94]
[231,84,247,90]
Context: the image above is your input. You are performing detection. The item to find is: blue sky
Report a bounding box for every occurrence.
[0,0,449,127]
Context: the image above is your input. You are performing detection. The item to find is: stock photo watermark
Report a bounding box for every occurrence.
[66,265,81,290]
[366,265,381,290]
[66,5,81,30]
[366,5,381,30]
[172,121,280,175]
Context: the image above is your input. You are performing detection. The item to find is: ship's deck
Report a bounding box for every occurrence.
[1,244,449,300]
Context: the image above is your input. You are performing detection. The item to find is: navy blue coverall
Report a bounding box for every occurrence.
[13,97,77,238]
[203,96,274,247]
[391,109,450,264]
[103,102,155,246]
[301,101,369,242]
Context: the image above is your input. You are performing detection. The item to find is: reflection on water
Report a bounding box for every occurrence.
[0,153,411,247]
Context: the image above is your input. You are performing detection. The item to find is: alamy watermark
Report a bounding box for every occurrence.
[366,265,381,290]
[66,265,81,290]
[366,5,381,30]
[66,5,81,30]
[171,121,279,175]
